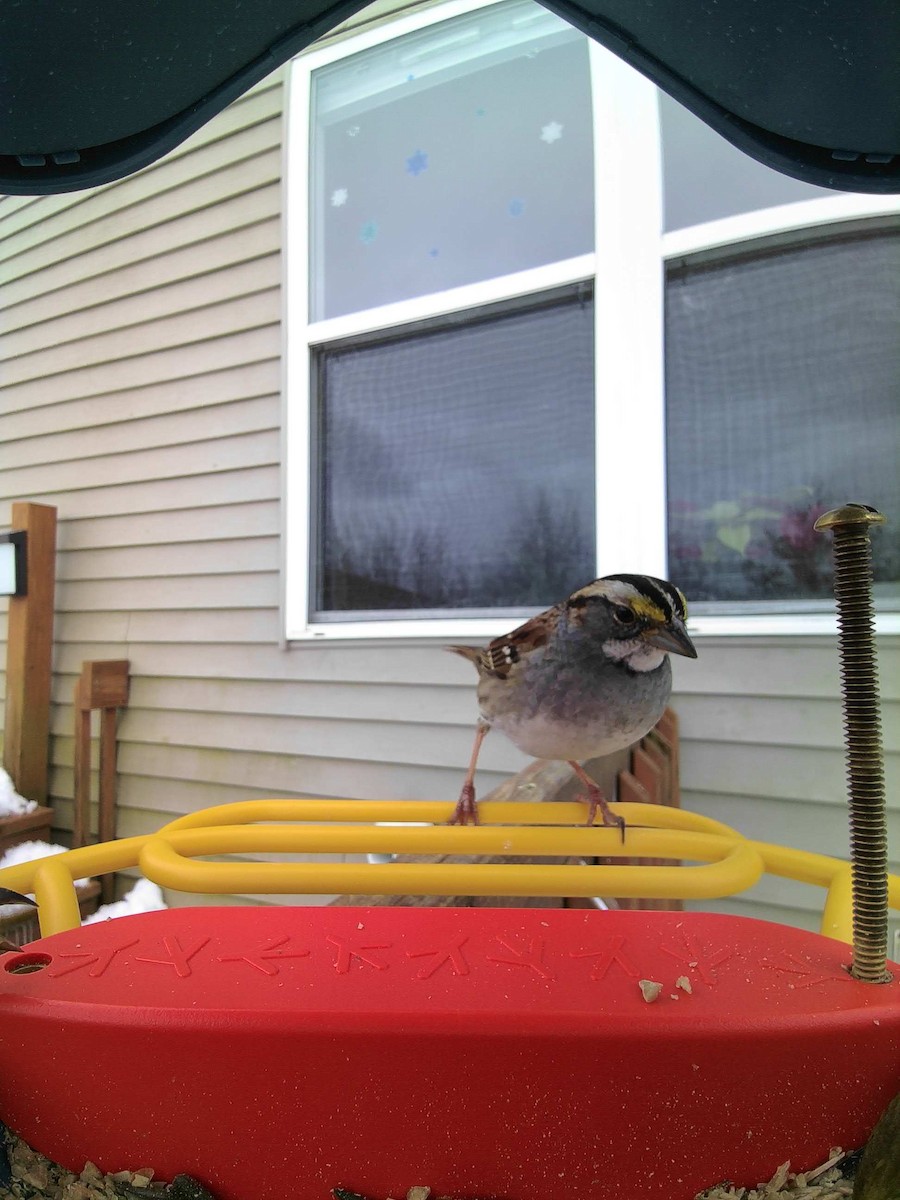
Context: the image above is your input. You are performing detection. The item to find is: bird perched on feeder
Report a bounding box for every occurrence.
[448,573,697,831]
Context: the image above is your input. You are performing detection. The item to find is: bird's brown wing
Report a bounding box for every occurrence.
[447,604,559,680]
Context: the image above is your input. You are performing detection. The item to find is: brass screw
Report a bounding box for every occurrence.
[814,503,890,983]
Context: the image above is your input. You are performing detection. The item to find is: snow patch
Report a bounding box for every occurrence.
[84,878,167,924]
[0,769,37,817]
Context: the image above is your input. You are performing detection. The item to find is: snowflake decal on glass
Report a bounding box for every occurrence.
[540,121,564,144]
[359,221,378,245]
[346,125,361,138]
[331,188,348,207]
[508,198,525,217]
[406,149,429,176]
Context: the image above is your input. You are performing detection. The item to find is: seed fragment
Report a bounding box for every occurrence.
[639,979,663,1003]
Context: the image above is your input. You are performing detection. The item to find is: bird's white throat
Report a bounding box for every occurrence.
[601,638,665,673]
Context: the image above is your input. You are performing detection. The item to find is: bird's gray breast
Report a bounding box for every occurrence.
[486,646,672,762]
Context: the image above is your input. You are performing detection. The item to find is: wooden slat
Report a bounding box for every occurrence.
[2,502,57,804]
[71,676,91,849]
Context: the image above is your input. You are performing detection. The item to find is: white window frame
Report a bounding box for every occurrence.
[283,0,900,642]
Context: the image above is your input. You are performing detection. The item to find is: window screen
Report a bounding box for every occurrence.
[666,229,900,606]
[315,294,596,617]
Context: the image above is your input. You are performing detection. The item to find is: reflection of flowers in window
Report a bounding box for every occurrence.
[669,488,839,601]
[359,220,378,245]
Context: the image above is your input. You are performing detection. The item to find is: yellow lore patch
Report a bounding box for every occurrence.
[629,595,667,623]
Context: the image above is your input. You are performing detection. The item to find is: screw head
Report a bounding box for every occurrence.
[814,503,886,532]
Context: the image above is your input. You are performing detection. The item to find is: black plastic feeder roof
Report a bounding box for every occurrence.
[0,0,898,195]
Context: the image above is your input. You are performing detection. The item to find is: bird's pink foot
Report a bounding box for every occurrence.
[448,781,479,825]
[580,784,626,844]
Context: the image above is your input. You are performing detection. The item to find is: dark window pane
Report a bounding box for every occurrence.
[310,1,593,319]
[316,296,595,616]
[666,230,900,606]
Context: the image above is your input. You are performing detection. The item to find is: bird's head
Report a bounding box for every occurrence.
[565,573,697,672]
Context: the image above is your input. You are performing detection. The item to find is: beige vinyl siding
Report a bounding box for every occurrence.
[670,643,900,935]
[1,33,898,938]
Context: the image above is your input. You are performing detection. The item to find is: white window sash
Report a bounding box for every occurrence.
[284,0,662,642]
[283,0,900,643]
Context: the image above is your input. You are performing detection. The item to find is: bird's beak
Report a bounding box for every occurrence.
[644,618,698,659]
[0,888,37,908]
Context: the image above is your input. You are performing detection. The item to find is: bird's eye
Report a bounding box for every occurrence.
[612,605,635,626]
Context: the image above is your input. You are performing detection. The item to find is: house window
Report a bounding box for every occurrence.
[285,0,900,640]
[666,228,900,612]
[316,294,596,617]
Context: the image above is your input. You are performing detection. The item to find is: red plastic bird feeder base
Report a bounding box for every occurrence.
[0,906,897,1199]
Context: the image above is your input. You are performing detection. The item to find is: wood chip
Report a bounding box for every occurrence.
[765,1160,791,1194]
[694,1146,855,1199]
[639,978,663,1002]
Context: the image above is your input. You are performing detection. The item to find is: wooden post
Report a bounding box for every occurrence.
[3,502,57,804]
[72,660,129,903]
[71,677,92,851]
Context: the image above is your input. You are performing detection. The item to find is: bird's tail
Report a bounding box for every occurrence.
[445,645,481,667]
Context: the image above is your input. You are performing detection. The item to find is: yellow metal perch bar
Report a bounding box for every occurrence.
[0,799,897,945]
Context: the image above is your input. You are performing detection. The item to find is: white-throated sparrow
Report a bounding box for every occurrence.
[448,573,697,831]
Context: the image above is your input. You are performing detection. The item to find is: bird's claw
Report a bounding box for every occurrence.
[448,781,479,825]
[581,789,626,844]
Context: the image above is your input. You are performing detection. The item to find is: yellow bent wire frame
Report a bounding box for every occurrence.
[0,799,896,944]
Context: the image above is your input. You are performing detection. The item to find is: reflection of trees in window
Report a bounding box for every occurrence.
[322,488,593,612]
